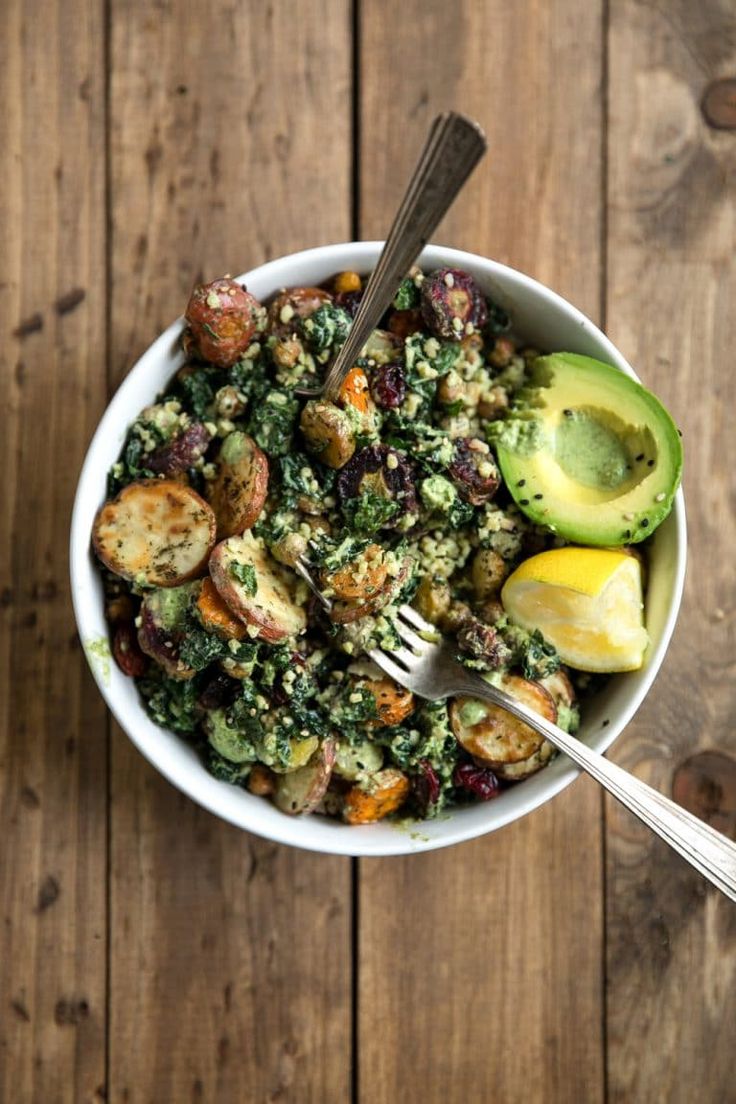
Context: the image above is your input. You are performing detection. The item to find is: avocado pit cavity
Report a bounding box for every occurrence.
[553,406,657,500]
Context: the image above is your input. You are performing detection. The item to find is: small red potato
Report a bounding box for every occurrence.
[205,432,269,538]
[185,277,262,367]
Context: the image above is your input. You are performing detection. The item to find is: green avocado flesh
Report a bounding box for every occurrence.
[493,353,683,545]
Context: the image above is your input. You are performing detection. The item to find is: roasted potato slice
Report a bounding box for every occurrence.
[273,739,336,815]
[196,577,247,640]
[494,740,557,781]
[449,675,557,765]
[209,531,307,643]
[205,431,269,539]
[539,669,576,710]
[93,479,216,587]
[343,768,410,824]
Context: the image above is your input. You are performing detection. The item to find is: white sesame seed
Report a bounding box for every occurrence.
[452,316,463,332]
[279,303,295,324]
[444,272,455,288]
[655,492,666,502]
[623,512,634,521]
[386,453,399,470]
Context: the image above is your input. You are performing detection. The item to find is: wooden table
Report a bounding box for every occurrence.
[2,1,735,1100]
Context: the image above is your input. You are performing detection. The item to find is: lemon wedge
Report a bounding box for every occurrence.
[501,547,649,672]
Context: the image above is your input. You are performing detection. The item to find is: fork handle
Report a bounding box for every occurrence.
[456,676,736,903]
[320,112,486,400]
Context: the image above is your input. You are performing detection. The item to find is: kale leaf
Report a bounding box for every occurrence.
[229,561,258,596]
[392,278,420,311]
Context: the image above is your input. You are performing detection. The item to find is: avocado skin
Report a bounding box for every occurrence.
[492,352,682,546]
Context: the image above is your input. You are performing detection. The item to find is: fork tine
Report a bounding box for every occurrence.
[393,610,432,653]
[398,603,437,636]
[368,648,416,686]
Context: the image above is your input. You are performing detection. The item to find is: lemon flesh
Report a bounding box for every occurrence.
[501,547,649,672]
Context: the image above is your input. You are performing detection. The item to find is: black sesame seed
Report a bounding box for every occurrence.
[517,479,526,487]
[647,459,654,467]
[563,408,573,417]
[519,498,530,506]
[602,719,610,727]
[534,493,543,500]
[641,518,649,527]
[624,529,631,539]
[677,428,683,437]
[635,453,644,462]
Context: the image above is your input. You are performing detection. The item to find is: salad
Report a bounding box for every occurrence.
[92,263,682,823]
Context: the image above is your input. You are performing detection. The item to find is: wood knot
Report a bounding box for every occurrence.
[702,79,736,131]
[672,751,736,838]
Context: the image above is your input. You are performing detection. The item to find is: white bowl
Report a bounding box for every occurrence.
[70,242,686,856]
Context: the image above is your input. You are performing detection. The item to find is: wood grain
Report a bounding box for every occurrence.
[357,2,606,1101]
[0,0,108,1100]
[605,2,736,1101]
[107,2,352,1101]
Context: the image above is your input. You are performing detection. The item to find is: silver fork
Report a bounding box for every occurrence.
[296,110,486,400]
[297,562,736,901]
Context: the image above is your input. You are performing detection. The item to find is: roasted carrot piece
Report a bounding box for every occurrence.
[334,270,362,294]
[196,577,247,640]
[343,769,410,825]
[338,366,371,414]
[364,677,415,727]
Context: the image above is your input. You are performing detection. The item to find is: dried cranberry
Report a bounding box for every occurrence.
[148,421,211,477]
[334,290,364,317]
[197,672,239,711]
[453,762,500,801]
[112,623,148,677]
[370,363,406,409]
[411,759,441,816]
[337,444,418,521]
[456,618,511,670]
[448,438,500,505]
[420,268,488,341]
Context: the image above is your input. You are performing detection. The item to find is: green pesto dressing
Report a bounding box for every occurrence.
[85,637,111,685]
[489,417,545,457]
[554,410,631,490]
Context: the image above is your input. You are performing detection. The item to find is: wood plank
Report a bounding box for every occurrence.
[0,0,108,1100]
[107,2,353,1101]
[357,2,606,1101]
[606,3,736,1100]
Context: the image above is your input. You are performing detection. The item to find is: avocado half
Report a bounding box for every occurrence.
[492,353,683,546]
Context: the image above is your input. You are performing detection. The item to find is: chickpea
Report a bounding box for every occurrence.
[414,575,452,625]
[488,336,517,369]
[271,531,308,568]
[478,386,509,419]
[471,549,509,600]
[248,765,276,796]
[214,385,246,419]
[273,338,302,369]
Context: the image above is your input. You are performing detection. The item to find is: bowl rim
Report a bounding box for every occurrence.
[70,240,687,856]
